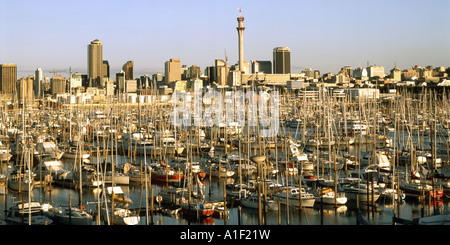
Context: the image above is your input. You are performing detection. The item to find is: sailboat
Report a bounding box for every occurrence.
[272,186,316,208]
[5,202,53,225]
[312,187,348,205]
[101,186,140,225]
[46,205,93,225]
[240,193,279,211]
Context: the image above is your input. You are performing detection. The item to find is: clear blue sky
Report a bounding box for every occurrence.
[1,0,450,79]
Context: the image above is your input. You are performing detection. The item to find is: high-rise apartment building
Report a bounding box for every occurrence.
[273,47,291,74]
[122,61,134,80]
[0,63,17,94]
[165,58,181,84]
[87,39,103,87]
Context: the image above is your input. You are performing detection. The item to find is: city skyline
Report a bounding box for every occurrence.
[1,0,450,79]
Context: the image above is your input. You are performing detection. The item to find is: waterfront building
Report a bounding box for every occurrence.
[302,68,314,79]
[390,66,402,82]
[420,68,432,78]
[103,60,110,79]
[123,61,134,80]
[70,72,83,90]
[215,59,228,87]
[402,69,419,80]
[241,73,291,87]
[340,66,353,78]
[187,79,203,92]
[273,47,291,74]
[314,70,320,79]
[228,70,242,87]
[34,68,43,98]
[232,61,250,75]
[116,71,125,93]
[165,58,181,84]
[87,39,103,87]
[0,63,17,94]
[152,73,164,88]
[125,80,137,93]
[43,76,51,94]
[139,74,151,89]
[353,67,368,81]
[335,73,350,84]
[51,75,67,95]
[367,65,385,79]
[18,76,34,104]
[189,65,202,80]
[251,60,272,74]
[106,80,114,97]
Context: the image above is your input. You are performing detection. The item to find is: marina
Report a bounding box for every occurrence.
[0,86,449,226]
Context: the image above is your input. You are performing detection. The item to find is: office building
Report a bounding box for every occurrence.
[0,63,17,94]
[18,76,34,104]
[390,67,402,82]
[340,66,353,78]
[302,68,314,79]
[165,58,181,84]
[116,71,125,93]
[215,59,227,86]
[70,72,83,89]
[102,60,110,79]
[87,39,103,87]
[122,61,134,80]
[188,65,201,80]
[273,47,290,74]
[51,75,67,95]
[251,60,272,74]
[353,67,368,80]
[367,65,385,79]
[35,68,43,98]
[314,70,321,79]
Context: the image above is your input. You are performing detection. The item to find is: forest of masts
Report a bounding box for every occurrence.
[1,85,449,224]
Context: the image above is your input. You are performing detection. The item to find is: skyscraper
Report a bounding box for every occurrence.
[122,61,134,80]
[0,63,17,94]
[116,71,125,93]
[18,76,34,104]
[273,47,291,74]
[87,39,103,87]
[165,58,181,84]
[102,60,110,79]
[35,68,43,98]
[215,59,227,86]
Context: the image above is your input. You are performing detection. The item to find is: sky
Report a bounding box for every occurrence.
[1,0,450,79]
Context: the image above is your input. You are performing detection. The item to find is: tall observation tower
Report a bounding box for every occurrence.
[236,8,245,73]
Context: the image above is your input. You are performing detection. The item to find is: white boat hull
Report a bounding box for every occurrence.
[273,195,315,208]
